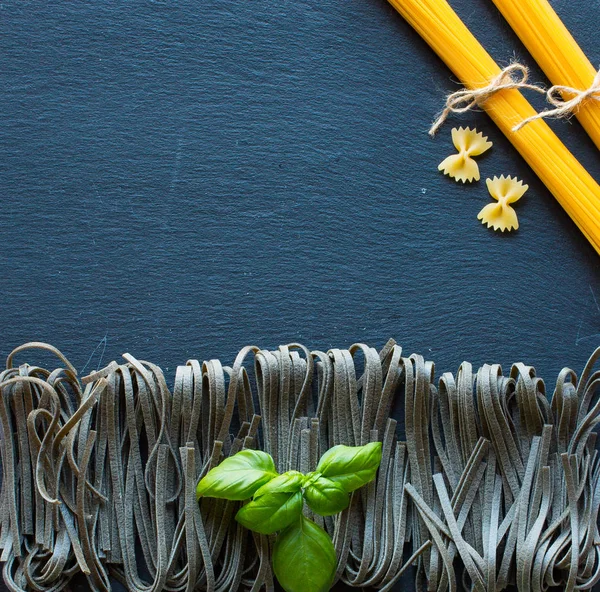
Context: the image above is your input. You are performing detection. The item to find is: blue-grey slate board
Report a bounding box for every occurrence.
[1,0,599,590]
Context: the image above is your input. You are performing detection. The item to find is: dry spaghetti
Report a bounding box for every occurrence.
[1,340,600,591]
[488,0,600,148]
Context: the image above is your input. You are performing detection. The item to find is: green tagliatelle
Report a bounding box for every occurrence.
[2,340,600,592]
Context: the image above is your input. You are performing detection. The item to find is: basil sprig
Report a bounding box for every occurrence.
[196,441,382,592]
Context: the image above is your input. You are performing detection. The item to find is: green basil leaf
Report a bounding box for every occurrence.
[235,491,303,534]
[196,449,278,501]
[253,471,304,498]
[304,476,349,516]
[273,516,337,592]
[315,442,382,493]
[301,471,322,487]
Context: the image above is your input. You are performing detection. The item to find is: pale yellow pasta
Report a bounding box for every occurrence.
[438,127,492,183]
[478,175,528,231]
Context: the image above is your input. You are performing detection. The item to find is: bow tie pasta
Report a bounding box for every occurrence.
[478,175,528,231]
[438,127,493,183]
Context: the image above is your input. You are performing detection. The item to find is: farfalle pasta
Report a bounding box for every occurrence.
[438,127,492,182]
[478,174,528,231]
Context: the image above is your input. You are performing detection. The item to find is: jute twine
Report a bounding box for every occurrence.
[513,67,600,131]
[428,63,544,136]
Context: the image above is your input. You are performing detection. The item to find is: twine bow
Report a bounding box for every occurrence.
[513,68,600,131]
[429,63,544,136]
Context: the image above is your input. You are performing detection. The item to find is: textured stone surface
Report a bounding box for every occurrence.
[1,1,599,589]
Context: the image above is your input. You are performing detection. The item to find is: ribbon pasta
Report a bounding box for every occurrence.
[1,340,600,591]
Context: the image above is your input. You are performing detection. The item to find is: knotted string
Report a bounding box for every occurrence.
[429,64,544,136]
[513,67,600,131]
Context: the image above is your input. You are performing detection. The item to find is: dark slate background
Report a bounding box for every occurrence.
[1,0,600,590]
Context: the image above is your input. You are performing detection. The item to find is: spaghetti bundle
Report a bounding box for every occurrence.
[1,340,600,591]
[386,0,600,255]
[489,0,600,148]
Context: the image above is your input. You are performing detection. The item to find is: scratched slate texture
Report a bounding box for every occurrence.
[1,0,600,590]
